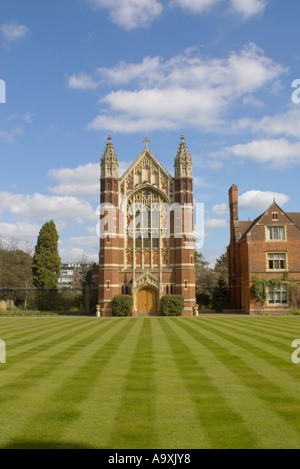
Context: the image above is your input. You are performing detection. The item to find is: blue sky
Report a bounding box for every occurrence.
[1,0,300,265]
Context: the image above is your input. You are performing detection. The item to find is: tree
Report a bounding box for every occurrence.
[0,249,33,306]
[212,275,230,312]
[214,253,228,283]
[195,250,218,308]
[73,252,93,290]
[32,221,61,289]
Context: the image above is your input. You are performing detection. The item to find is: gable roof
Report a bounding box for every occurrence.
[120,147,173,182]
[238,202,300,241]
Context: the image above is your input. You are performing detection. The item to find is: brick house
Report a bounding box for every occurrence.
[98,135,196,317]
[228,184,300,314]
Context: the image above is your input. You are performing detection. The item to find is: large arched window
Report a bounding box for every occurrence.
[125,188,169,269]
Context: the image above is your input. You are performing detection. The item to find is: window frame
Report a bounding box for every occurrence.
[267,284,288,306]
[266,226,286,242]
[266,252,287,271]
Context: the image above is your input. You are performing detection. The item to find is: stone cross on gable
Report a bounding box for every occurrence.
[143,137,150,149]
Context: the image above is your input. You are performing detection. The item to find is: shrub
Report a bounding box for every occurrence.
[112,295,133,317]
[196,292,211,308]
[33,289,84,312]
[161,295,184,316]
[288,284,300,309]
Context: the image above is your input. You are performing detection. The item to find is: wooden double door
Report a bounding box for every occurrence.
[136,288,157,315]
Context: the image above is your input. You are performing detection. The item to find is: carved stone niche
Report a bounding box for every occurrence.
[135,272,159,290]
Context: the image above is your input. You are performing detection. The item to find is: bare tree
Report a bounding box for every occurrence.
[6,237,20,251]
[23,240,35,255]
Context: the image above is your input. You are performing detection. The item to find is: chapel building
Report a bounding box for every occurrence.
[98,135,196,316]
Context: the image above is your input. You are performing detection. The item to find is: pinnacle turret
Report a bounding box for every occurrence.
[101,135,119,178]
[174,134,192,178]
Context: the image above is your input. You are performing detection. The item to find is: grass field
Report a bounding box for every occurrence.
[1,316,300,449]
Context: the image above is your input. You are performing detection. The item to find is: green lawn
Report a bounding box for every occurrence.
[1,316,300,449]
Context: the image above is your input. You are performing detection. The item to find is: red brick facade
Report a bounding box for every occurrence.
[98,136,196,317]
[228,185,300,314]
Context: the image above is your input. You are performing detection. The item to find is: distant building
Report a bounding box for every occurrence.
[58,262,93,289]
[98,135,196,317]
[228,184,300,314]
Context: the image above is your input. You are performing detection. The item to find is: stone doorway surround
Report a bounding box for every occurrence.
[133,272,160,316]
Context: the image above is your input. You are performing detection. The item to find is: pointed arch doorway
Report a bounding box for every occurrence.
[136,287,158,315]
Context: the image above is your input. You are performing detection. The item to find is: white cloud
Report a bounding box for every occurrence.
[225,138,300,168]
[0,21,29,43]
[230,0,267,18]
[239,190,290,211]
[0,113,33,143]
[70,235,99,248]
[171,0,221,14]
[212,203,228,215]
[85,0,268,30]
[173,0,268,17]
[0,222,40,240]
[98,56,162,86]
[68,72,98,90]
[0,192,96,221]
[86,0,163,30]
[242,94,264,107]
[236,108,300,139]
[48,161,132,196]
[49,163,100,196]
[59,247,98,263]
[208,159,224,171]
[0,128,24,143]
[88,44,285,133]
[205,217,228,228]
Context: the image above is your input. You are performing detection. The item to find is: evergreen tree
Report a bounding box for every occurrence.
[212,275,230,312]
[32,221,61,288]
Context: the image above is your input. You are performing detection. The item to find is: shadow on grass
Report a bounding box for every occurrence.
[0,440,95,449]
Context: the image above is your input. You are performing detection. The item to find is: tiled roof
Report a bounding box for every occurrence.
[239,221,253,237]
[239,215,262,240]
[287,212,300,227]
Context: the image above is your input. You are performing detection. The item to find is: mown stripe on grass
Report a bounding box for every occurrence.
[0,318,74,344]
[223,317,300,342]
[3,320,138,448]
[158,318,257,449]
[152,319,211,449]
[196,318,300,395]
[181,319,300,445]
[60,319,145,449]
[172,318,300,448]
[0,319,119,407]
[106,319,157,449]
[253,317,300,332]
[2,318,102,363]
[211,318,300,361]
[203,318,295,357]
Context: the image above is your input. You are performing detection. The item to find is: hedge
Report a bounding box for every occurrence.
[161,295,184,316]
[112,295,133,317]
